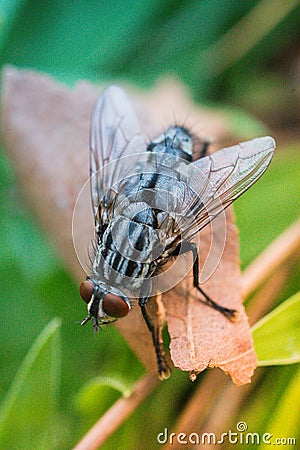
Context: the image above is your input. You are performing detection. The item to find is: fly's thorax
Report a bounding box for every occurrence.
[148,126,193,162]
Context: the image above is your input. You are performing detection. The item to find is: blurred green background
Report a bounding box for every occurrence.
[0,1,299,449]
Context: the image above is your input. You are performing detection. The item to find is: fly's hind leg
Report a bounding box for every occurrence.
[175,241,238,321]
[139,296,171,380]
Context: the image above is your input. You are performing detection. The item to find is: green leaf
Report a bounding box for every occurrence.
[0,318,62,450]
[252,293,300,366]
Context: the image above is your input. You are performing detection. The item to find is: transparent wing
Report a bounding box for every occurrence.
[177,137,275,242]
[90,85,146,224]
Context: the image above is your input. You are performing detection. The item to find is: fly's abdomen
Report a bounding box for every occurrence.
[94,208,164,288]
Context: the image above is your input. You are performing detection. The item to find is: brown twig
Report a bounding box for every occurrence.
[246,266,290,325]
[241,217,300,299]
[72,374,159,450]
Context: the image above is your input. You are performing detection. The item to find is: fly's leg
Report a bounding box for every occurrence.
[174,241,238,321]
[139,296,171,380]
[81,314,100,333]
[191,246,237,320]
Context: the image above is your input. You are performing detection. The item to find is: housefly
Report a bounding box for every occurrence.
[78,85,275,379]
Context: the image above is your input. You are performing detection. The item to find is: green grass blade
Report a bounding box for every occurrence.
[0,318,62,450]
[74,375,133,425]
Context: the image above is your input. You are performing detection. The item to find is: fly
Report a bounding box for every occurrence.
[79,85,275,379]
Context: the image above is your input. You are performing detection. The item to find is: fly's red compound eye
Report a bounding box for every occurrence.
[102,293,130,318]
[80,280,94,304]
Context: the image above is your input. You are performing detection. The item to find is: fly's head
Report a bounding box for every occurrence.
[80,277,130,332]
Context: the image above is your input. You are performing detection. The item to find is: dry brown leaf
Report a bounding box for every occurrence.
[1,66,257,384]
[164,208,257,385]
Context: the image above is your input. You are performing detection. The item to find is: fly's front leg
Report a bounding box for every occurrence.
[139,296,171,380]
[175,241,238,321]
